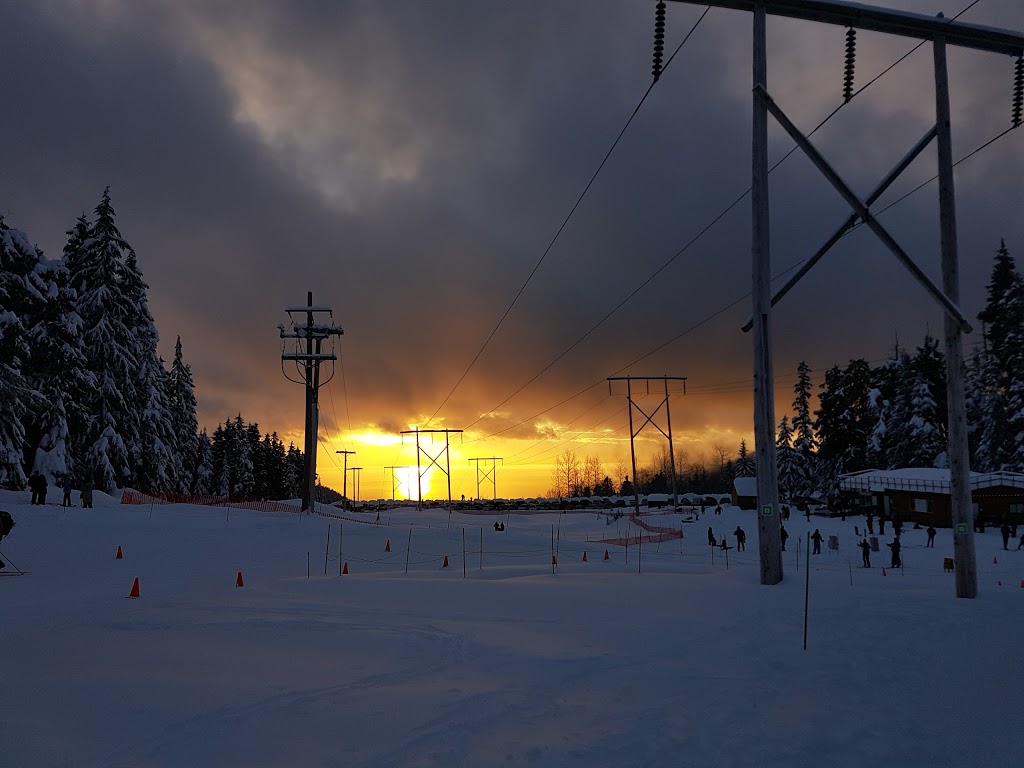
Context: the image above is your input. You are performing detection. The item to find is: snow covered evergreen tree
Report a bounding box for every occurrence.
[775,416,802,500]
[0,218,39,487]
[122,250,178,491]
[791,360,817,494]
[71,189,141,489]
[169,336,200,491]
[193,429,214,495]
[967,347,1008,471]
[22,254,92,483]
[734,439,755,478]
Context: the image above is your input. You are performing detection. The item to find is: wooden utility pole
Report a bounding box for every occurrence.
[607,376,687,514]
[401,428,463,512]
[280,292,344,512]
[751,1,783,585]
[934,28,977,597]
[346,467,362,506]
[468,457,502,501]
[336,450,355,510]
[668,0,1024,596]
[384,466,401,501]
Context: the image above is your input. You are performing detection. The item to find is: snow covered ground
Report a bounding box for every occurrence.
[1,490,1021,768]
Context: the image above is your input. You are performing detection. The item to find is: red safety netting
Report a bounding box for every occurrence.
[593,512,683,546]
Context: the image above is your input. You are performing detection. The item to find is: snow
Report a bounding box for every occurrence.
[841,468,1024,492]
[1,490,1022,767]
[733,476,757,497]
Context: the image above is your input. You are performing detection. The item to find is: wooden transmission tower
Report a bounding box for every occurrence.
[663,0,1024,594]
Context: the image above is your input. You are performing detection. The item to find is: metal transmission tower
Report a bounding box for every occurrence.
[279,292,344,513]
[668,0,1024,594]
[336,450,355,509]
[468,457,503,501]
[608,376,687,515]
[400,429,463,512]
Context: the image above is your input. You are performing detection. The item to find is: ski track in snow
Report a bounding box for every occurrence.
[1,491,1022,767]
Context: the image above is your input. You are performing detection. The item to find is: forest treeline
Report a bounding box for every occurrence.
[0,190,306,498]
[549,241,1021,501]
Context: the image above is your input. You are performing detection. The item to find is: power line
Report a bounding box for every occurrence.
[458,0,988,434]
[424,7,712,428]
[466,118,1018,462]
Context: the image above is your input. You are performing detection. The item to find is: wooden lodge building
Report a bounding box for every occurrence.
[837,468,1024,528]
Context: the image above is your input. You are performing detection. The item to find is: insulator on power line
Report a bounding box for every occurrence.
[1013,56,1023,128]
[843,27,857,103]
[652,1,667,82]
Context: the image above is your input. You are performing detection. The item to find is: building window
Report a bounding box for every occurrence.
[1010,503,1024,515]
[913,498,928,514]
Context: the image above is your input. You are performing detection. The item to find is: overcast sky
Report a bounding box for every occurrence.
[2,0,1022,497]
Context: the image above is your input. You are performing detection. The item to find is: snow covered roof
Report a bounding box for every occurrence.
[839,469,1024,494]
[733,477,757,497]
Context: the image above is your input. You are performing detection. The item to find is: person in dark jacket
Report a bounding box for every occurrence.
[887,537,902,568]
[29,471,44,505]
[734,526,746,551]
[1001,523,1012,551]
[859,538,871,568]
[707,527,717,547]
[926,525,936,547]
[29,471,48,505]
[780,525,789,551]
[811,529,824,555]
[80,478,94,509]
[62,474,73,507]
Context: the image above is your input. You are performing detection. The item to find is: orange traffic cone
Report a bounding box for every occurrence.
[385,539,391,552]
[128,577,140,598]
[998,580,1002,586]
[552,555,558,565]
[236,571,244,588]
[115,545,123,559]
[882,568,887,576]
[342,562,349,574]
[582,551,588,562]
[604,549,610,561]
[443,555,449,568]
[993,556,998,564]
[1020,579,1024,588]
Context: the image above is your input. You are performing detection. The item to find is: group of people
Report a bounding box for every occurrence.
[27,471,93,509]
[999,523,1024,550]
[707,525,747,551]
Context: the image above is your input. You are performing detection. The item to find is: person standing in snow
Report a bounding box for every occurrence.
[29,471,44,505]
[926,525,936,548]
[62,474,73,507]
[1018,533,1024,551]
[780,525,789,551]
[886,537,901,569]
[811,529,823,555]
[859,538,871,568]
[734,526,746,551]
[1000,523,1011,551]
[35,472,48,506]
[80,478,93,509]
[707,527,716,547]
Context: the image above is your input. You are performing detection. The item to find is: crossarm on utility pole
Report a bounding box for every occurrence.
[755,85,973,334]
[667,0,1024,56]
[740,124,937,332]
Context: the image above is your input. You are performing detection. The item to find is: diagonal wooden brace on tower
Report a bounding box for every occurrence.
[667,0,1024,595]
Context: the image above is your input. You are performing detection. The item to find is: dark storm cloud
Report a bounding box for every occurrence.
[1,0,1022,457]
